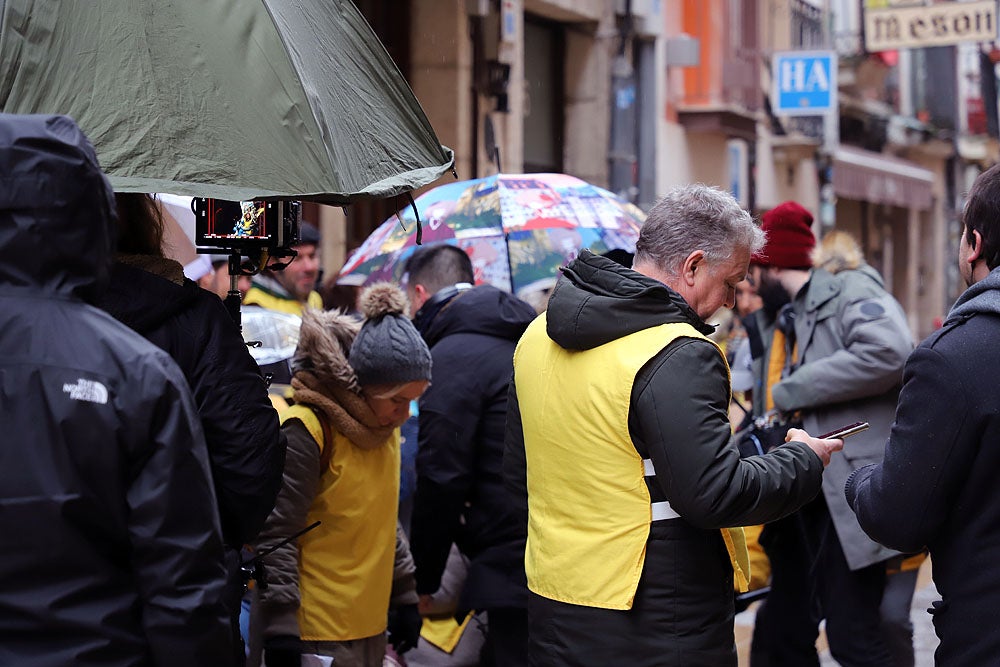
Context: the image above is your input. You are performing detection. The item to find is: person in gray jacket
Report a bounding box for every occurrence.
[748,202,913,666]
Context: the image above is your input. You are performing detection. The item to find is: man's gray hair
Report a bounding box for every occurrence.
[634,184,764,276]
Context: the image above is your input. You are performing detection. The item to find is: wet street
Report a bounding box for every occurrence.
[736,559,938,665]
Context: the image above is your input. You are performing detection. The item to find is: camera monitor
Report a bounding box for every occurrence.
[192,198,300,249]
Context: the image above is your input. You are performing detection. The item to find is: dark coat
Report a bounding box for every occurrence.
[0,115,231,665]
[846,266,1000,666]
[410,284,537,612]
[97,260,285,548]
[504,251,824,666]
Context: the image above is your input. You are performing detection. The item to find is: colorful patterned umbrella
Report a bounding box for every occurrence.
[337,173,645,296]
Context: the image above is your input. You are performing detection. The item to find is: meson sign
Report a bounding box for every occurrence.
[864,0,997,50]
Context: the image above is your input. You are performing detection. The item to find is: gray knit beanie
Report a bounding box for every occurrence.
[349,282,432,388]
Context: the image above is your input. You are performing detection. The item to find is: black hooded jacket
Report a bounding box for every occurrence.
[847,266,1000,666]
[97,259,285,549]
[0,115,231,665]
[504,251,823,666]
[410,284,537,611]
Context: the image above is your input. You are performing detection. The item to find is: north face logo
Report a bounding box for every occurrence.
[63,378,109,405]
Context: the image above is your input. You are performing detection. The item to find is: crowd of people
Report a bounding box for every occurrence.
[5,111,1000,667]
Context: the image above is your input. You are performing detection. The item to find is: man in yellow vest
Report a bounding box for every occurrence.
[504,184,845,666]
[244,222,324,316]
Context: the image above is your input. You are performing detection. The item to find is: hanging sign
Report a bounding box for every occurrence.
[772,51,837,116]
[864,0,997,51]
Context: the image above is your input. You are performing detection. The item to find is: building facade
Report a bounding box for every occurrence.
[315,0,994,338]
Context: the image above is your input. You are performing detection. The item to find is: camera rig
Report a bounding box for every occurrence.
[191,197,303,328]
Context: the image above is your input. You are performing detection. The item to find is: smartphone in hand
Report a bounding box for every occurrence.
[818,422,869,440]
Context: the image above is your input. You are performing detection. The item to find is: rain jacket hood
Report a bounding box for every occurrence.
[546,249,714,350]
[947,265,1000,322]
[0,114,116,302]
[416,282,537,347]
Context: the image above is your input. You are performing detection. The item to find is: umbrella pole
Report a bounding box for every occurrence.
[505,232,515,293]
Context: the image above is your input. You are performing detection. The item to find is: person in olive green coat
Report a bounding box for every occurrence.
[749,203,913,667]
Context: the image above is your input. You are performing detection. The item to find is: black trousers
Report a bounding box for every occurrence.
[480,607,529,667]
[223,547,247,667]
[751,495,896,667]
[750,512,821,667]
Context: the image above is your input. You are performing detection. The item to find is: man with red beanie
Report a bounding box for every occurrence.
[743,202,915,667]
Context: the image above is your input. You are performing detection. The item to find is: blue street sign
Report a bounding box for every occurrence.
[772,51,837,116]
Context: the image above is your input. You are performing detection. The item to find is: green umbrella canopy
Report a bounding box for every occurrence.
[0,0,454,204]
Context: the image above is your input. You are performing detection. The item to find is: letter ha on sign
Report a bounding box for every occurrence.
[772,51,836,116]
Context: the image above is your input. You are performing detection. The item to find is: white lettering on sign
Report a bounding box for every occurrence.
[780,59,829,93]
[772,51,836,115]
[864,0,997,50]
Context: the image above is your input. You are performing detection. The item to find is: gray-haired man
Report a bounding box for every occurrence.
[504,184,843,666]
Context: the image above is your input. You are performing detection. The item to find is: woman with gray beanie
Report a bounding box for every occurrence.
[249,283,432,667]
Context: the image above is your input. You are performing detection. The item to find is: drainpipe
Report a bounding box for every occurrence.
[609,0,638,201]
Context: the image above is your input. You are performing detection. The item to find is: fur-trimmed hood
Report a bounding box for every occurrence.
[292,308,362,392]
[812,230,863,274]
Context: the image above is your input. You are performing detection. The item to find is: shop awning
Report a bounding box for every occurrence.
[833,146,934,211]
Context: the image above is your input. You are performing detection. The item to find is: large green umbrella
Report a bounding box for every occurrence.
[0,0,454,204]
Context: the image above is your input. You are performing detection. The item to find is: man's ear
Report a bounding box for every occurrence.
[969,230,984,263]
[680,250,705,286]
[410,283,432,312]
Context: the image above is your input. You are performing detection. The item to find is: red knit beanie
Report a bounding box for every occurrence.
[753,201,816,268]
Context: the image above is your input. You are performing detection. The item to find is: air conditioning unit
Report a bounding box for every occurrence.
[665,34,700,68]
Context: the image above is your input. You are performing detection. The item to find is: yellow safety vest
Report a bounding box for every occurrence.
[244,286,323,316]
[513,315,750,610]
[281,404,400,640]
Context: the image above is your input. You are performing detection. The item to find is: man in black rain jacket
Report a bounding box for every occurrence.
[0,114,231,665]
[405,244,537,665]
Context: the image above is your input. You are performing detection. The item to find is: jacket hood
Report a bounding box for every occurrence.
[0,114,117,302]
[801,263,886,314]
[416,283,537,348]
[97,257,198,335]
[947,265,1000,322]
[812,230,864,274]
[545,249,713,350]
[292,308,362,391]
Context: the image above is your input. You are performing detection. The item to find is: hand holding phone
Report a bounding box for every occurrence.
[818,421,869,440]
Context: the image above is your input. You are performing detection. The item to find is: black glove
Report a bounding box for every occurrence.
[387,603,422,655]
[263,635,302,667]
